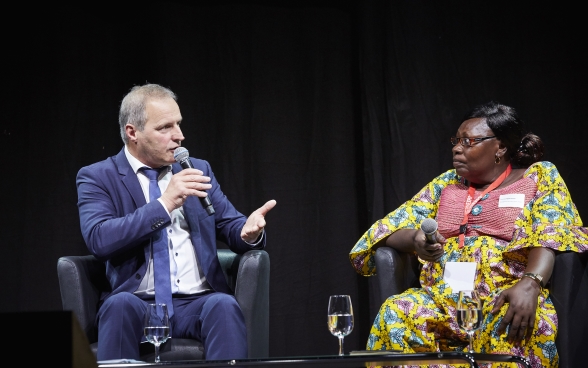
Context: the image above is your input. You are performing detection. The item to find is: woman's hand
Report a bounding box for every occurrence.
[413,229,446,262]
[491,277,541,343]
[384,227,446,261]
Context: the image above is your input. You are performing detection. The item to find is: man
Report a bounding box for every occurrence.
[76,83,276,361]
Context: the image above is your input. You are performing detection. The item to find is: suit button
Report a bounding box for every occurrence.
[135,274,141,280]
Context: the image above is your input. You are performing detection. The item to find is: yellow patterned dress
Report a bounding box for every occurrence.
[349,161,588,368]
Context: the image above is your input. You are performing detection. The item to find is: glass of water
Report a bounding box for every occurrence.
[143,303,170,363]
[327,295,354,355]
[457,290,482,353]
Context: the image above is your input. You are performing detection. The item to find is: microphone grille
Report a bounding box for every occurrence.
[421,218,438,234]
[173,147,189,162]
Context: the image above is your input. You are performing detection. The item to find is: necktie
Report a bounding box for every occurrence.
[140,167,174,318]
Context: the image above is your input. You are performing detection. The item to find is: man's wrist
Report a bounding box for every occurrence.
[244,230,264,246]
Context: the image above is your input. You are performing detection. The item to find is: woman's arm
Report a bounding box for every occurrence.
[523,246,556,285]
[350,169,458,276]
[491,247,556,342]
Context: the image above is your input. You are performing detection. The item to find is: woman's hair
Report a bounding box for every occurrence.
[463,101,544,167]
[118,83,177,144]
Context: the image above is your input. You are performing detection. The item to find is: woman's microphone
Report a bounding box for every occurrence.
[420,218,439,243]
[173,147,215,215]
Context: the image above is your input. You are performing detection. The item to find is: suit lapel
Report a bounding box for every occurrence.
[115,149,147,209]
[115,149,149,262]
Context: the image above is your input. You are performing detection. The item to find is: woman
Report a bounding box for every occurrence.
[349,101,588,367]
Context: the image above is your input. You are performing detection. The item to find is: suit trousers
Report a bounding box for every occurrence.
[96,291,247,361]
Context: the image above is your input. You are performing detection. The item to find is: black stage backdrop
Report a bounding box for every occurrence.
[2,0,586,358]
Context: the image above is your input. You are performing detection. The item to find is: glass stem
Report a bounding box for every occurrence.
[338,337,344,355]
[155,344,161,363]
[468,332,474,353]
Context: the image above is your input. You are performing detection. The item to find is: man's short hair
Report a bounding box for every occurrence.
[119,84,177,144]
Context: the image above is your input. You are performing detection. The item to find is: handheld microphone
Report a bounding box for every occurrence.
[420,218,439,244]
[173,147,215,215]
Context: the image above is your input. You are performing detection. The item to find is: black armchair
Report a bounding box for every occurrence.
[374,247,588,368]
[57,249,270,361]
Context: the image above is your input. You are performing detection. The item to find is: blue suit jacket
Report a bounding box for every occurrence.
[76,148,265,302]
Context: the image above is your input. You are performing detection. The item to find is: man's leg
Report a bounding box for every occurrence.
[172,292,247,360]
[96,292,148,361]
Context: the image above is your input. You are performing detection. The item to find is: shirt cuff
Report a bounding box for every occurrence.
[156,198,171,217]
[245,229,265,247]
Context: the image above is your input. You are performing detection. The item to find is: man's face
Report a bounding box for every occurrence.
[127,97,184,168]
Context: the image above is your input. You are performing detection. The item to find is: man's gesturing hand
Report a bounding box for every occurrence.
[241,200,277,243]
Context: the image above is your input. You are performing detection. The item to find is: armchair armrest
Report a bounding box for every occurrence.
[217,249,270,358]
[57,255,109,343]
[374,247,420,305]
[549,251,588,368]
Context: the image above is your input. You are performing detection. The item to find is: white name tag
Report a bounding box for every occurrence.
[498,194,525,208]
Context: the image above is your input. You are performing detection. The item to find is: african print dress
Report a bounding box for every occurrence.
[349,161,588,368]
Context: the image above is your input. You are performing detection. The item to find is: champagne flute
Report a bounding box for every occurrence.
[144,303,170,363]
[327,295,354,356]
[457,290,482,353]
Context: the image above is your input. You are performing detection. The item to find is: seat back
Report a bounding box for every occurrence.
[57,249,270,360]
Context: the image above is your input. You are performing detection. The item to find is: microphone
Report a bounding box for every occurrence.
[420,218,439,244]
[173,147,215,215]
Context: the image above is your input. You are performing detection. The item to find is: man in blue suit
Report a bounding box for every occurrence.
[76,83,276,361]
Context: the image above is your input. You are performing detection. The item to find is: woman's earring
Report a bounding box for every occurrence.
[495,155,501,164]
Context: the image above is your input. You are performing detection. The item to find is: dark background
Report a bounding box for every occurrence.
[2,0,586,358]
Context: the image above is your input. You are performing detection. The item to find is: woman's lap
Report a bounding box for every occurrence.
[367,288,558,368]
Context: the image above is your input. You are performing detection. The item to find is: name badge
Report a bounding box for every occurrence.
[498,194,525,208]
[443,262,477,292]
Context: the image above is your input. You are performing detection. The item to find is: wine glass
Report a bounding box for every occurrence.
[327,295,354,356]
[457,290,482,353]
[144,303,170,363]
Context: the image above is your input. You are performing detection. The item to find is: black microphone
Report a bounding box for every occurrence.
[420,218,439,244]
[173,147,215,215]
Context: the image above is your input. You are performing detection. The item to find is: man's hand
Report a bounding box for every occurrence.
[241,200,277,243]
[160,169,212,212]
[491,277,541,344]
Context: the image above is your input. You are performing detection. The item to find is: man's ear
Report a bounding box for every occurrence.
[126,124,138,144]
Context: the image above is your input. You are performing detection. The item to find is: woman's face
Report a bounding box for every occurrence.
[452,118,505,185]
